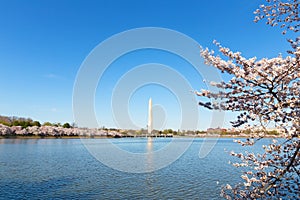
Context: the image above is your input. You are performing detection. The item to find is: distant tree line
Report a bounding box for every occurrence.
[0,115,72,129]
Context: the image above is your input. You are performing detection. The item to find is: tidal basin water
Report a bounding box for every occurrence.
[0,138,272,199]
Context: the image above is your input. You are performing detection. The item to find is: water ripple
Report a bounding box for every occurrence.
[0,138,270,199]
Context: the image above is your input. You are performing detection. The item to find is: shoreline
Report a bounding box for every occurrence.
[0,135,284,139]
[0,124,284,139]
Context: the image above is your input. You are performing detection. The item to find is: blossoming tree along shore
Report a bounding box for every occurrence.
[197,0,299,199]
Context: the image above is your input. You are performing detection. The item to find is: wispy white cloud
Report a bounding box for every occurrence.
[51,108,58,112]
[44,73,61,79]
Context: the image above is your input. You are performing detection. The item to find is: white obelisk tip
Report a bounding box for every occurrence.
[148,98,153,134]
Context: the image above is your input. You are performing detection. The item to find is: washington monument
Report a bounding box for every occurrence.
[148,98,153,134]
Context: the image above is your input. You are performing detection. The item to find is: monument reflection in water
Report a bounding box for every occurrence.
[147,98,153,135]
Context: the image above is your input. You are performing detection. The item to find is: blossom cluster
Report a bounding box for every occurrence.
[198,41,299,198]
[198,40,299,136]
[197,1,299,198]
[254,0,299,34]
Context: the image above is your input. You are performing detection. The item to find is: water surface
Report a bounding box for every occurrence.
[0,138,271,199]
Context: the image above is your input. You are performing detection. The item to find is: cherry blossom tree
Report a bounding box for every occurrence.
[197,0,299,199]
[254,0,299,34]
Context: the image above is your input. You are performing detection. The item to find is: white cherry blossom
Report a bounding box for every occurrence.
[198,1,299,199]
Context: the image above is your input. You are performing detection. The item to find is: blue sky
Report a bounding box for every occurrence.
[0,0,293,130]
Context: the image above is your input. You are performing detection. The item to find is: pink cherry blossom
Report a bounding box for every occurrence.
[198,1,299,199]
